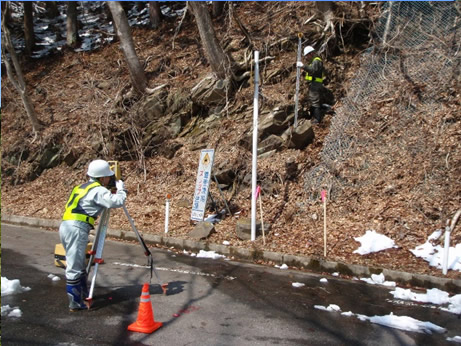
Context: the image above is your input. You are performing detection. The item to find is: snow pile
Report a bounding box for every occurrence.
[391,287,449,305]
[196,250,225,260]
[48,274,61,282]
[315,303,446,334]
[391,287,461,315]
[353,230,398,255]
[356,312,446,334]
[275,264,289,270]
[1,277,31,296]
[1,277,30,319]
[410,230,461,272]
[447,336,461,343]
[360,273,396,287]
[314,304,341,312]
[1,305,22,318]
[292,282,305,288]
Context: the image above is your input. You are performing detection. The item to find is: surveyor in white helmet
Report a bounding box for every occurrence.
[59,159,126,311]
[296,45,334,123]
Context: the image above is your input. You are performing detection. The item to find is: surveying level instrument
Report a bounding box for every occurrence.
[84,161,167,305]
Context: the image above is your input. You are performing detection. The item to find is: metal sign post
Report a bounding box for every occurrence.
[191,149,215,221]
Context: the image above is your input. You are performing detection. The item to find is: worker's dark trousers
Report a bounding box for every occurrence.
[309,106,324,123]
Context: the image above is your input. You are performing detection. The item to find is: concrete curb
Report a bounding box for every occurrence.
[3,213,461,292]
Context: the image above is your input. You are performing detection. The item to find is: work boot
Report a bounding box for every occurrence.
[312,107,324,123]
[308,106,315,120]
[67,281,90,311]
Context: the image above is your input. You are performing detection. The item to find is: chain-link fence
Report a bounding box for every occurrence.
[304,1,460,201]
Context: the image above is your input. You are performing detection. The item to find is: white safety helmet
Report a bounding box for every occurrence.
[303,45,315,56]
[87,159,114,178]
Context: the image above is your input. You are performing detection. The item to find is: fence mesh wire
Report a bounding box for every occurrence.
[304,1,460,201]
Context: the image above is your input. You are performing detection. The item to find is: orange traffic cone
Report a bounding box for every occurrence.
[128,283,163,334]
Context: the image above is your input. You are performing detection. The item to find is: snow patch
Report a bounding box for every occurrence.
[353,230,398,255]
[1,277,31,296]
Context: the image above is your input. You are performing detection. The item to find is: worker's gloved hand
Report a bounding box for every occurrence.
[115,180,125,192]
[296,61,304,68]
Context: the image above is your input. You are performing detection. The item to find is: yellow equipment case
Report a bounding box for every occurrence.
[54,243,93,268]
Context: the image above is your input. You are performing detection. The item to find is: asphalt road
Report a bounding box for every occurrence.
[2,223,460,345]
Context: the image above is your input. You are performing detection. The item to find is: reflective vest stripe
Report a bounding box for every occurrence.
[62,182,100,225]
[305,57,324,83]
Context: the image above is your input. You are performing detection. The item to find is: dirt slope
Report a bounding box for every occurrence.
[2,2,460,280]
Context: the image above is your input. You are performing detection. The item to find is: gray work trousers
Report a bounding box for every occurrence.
[59,220,92,281]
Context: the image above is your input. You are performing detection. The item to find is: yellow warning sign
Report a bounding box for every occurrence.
[202,153,210,166]
[191,149,215,221]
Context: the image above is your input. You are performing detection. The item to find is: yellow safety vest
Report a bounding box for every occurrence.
[62,181,100,225]
[305,57,324,83]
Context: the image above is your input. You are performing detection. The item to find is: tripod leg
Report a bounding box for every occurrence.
[86,208,110,305]
[122,205,167,293]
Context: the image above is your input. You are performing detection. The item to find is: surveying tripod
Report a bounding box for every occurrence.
[84,162,167,305]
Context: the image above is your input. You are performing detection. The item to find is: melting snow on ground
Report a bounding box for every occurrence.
[353,230,398,255]
[356,312,446,334]
[1,277,31,318]
[292,282,305,288]
[1,277,31,296]
[196,250,226,260]
[315,304,447,334]
[360,273,396,287]
[390,287,461,315]
[411,229,461,272]
[313,276,461,339]
[275,264,289,270]
[48,274,61,282]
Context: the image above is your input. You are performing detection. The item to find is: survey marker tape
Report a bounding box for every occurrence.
[113,262,236,281]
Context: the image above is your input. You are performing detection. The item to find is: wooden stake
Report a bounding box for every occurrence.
[256,186,265,245]
[259,194,266,245]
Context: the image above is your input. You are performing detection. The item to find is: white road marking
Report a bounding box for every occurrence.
[112,262,236,280]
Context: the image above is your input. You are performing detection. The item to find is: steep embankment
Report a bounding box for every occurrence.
[1,2,459,279]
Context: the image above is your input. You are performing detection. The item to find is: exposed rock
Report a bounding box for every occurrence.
[286,119,315,149]
[258,134,284,155]
[240,105,295,150]
[236,217,271,240]
[285,157,298,181]
[63,150,79,166]
[191,74,229,106]
[190,221,216,240]
[138,89,168,124]
[214,159,236,185]
[39,146,61,169]
[157,141,183,159]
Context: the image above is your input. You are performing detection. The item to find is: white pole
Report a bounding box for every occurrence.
[322,190,327,257]
[294,33,302,128]
[251,51,260,242]
[442,227,451,275]
[165,194,171,234]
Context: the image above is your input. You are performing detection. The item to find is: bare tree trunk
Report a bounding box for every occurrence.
[316,1,335,34]
[212,1,225,18]
[66,1,79,47]
[23,1,35,56]
[1,11,43,135]
[45,1,59,19]
[149,1,162,29]
[107,1,148,94]
[189,1,232,80]
[1,2,12,25]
